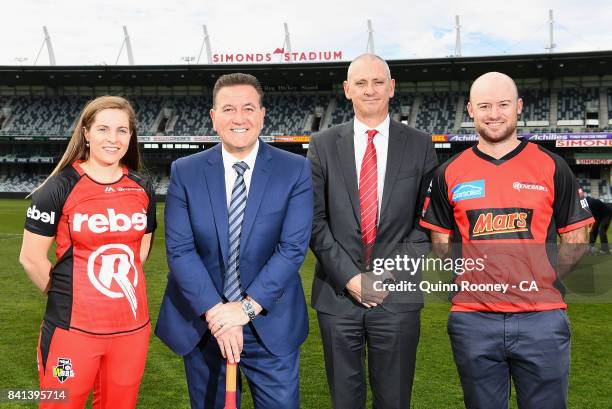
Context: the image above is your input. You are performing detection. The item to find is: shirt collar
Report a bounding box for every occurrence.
[353,115,390,140]
[221,139,259,172]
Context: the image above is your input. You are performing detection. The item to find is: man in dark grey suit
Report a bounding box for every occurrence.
[308,54,438,409]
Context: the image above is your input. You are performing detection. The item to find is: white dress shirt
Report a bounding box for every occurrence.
[354,115,390,216]
[221,140,259,209]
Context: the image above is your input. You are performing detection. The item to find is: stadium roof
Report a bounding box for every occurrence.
[1,50,611,87]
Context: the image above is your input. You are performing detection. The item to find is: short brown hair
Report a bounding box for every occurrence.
[212,73,264,107]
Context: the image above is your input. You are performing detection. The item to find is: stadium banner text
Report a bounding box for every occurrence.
[213,49,343,63]
[556,139,612,148]
[13,133,612,146]
[575,159,612,165]
[445,133,612,142]
[136,135,311,143]
[263,84,331,92]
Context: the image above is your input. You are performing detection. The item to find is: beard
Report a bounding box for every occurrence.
[475,120,517,144]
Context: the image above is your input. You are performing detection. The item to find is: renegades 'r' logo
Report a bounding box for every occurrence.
[467,208,534,240]
[87,244,139,319]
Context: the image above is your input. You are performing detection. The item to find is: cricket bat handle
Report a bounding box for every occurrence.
[224,360,238,409]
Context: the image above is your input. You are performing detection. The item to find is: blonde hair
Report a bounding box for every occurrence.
[32,96,141,195]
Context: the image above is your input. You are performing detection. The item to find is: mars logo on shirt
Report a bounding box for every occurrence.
[53,358,75,383]
[467,208,534,240]
[87,244,139,319]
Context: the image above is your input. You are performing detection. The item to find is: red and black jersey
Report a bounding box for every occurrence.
[25,162,156,335]
[420,141,594,312]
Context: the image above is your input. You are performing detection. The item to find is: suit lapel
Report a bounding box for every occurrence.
[203,144,230,266]
[335,120,361,224]
[380,120,407,222]
[240,140,272,252]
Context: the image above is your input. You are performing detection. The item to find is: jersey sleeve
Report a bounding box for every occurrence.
[553,157,594,233]
[419,163,453,235]
[145,177,157,234]
[24,175,67,237]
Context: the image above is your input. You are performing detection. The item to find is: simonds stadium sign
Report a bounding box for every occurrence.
[213,48,343,63]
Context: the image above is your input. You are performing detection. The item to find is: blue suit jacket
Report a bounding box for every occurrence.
[155,141,312,357]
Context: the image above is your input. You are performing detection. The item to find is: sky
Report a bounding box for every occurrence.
[2,0,611,66]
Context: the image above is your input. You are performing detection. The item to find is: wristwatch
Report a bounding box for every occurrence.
[241,298,257,321]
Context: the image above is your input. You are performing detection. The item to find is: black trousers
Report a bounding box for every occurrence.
[317,308,420,409]
[589,215,610,253]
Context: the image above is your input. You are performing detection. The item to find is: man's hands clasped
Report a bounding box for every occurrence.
[204,298,262,364]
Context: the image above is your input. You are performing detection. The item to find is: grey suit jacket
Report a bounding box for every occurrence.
[308,119,438,316]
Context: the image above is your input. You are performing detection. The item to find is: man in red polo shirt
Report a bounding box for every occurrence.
[420,72,593,409]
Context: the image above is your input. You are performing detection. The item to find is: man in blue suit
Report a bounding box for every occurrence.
[156,73,312,409]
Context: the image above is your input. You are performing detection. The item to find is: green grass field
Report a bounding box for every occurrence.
[1,198,611,408]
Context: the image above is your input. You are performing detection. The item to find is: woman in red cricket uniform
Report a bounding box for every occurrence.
[19,96,156,409]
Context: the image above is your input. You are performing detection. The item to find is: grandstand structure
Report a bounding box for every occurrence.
[0,50,611,200]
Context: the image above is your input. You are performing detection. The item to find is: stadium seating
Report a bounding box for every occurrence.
[0,96,86,136]
[163,96,212,136]
[520,89,550,122]
[262,94,329,135]
[329,95,354,126]
[131,97,165,135]
[0,89,610,137]
[557,87,598,121]
[608,88,612,120]
[416,92,458,133]
[0,174,47,193]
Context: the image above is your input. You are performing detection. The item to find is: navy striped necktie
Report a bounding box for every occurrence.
[224,161,249,302]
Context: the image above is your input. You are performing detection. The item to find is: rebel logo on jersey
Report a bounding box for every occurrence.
[87,243,139,319]
[73,209,147,233]
[467,207,534,240]
[26,205,56,224]
[53,358,75,383]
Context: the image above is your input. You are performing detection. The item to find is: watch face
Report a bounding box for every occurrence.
[242,299,256,320]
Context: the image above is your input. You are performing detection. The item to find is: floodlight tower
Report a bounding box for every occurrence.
[197,25,213,64]
[279,22,292,63]
[366,20,375,54]
[116,26,135,65]
[454,15,462,57]
[545,9,556,53]
[34,26,56,65]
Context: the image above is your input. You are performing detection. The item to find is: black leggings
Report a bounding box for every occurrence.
[590,215,611,253]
